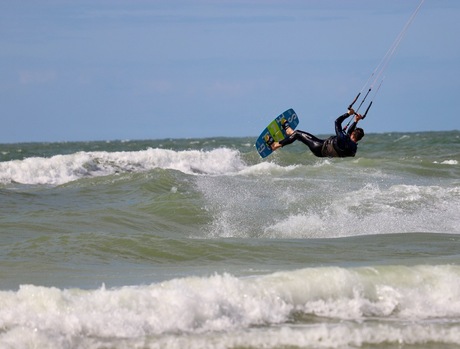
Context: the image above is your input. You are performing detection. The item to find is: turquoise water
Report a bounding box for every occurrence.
[1,131,460,348]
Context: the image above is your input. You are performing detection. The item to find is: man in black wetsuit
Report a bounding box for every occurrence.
[268,108,364,157]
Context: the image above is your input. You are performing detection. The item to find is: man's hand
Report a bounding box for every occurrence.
[354,113,363,122]
[348,108,355,115]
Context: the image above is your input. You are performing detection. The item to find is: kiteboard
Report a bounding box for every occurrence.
[255,108,299,158]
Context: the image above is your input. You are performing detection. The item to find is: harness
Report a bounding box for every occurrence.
[321,137,339,157]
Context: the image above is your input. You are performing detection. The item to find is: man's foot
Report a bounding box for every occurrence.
[264,134,282,151]
[281,118,294,136]
[271,142,282,151]
[281,118,289,129]
[264,134,274,146]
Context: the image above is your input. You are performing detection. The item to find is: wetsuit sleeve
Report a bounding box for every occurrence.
[347,121,357,136]
[334,113,350,137]
[334,113,357,156]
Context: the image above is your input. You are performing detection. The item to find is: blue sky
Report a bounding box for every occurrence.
[1,0,458,143]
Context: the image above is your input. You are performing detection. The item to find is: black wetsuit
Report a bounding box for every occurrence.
[279,113,358,158]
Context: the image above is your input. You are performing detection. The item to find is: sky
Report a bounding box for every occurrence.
[1,0,459,143]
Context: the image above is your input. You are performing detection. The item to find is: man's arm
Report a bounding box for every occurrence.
[335,109,355,136]
[347,112,364,135]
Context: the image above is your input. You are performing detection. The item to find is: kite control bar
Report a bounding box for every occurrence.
[344,93,372,131]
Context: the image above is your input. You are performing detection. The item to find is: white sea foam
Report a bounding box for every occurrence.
[437,159,458,165]
[262,184,460,238]
[238,161,300,176]
[1,265,460,348]
[0,148,246,185]
[202,169,460,238]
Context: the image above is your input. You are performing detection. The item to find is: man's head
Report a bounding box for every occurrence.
[351,128,364,142]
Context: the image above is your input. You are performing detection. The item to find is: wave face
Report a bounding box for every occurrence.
[1,133,459,239]
[1,131,460,348]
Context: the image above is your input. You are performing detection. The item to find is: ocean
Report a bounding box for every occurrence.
[1,130,459,349]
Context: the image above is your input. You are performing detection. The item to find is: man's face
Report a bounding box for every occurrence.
[351,131,359,143]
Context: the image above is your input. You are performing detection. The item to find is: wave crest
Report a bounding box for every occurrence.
[2,265,460,347]
[0,148,246,185]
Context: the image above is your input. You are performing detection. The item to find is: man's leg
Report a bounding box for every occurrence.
[272,130,325,157]
[293,131,325,157]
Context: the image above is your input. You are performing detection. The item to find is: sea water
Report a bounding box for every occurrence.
[1,131,459,348]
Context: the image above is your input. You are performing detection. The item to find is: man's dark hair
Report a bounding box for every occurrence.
[354,128,364,141]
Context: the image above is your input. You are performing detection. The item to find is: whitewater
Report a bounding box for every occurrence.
[1,131,460,348]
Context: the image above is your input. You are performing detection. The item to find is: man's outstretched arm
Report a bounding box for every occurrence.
[335,109,355,136]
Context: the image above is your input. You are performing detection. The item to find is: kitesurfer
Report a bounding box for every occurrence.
[267,109,364,158]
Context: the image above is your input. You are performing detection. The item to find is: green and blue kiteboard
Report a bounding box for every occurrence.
[255,108,299,158]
